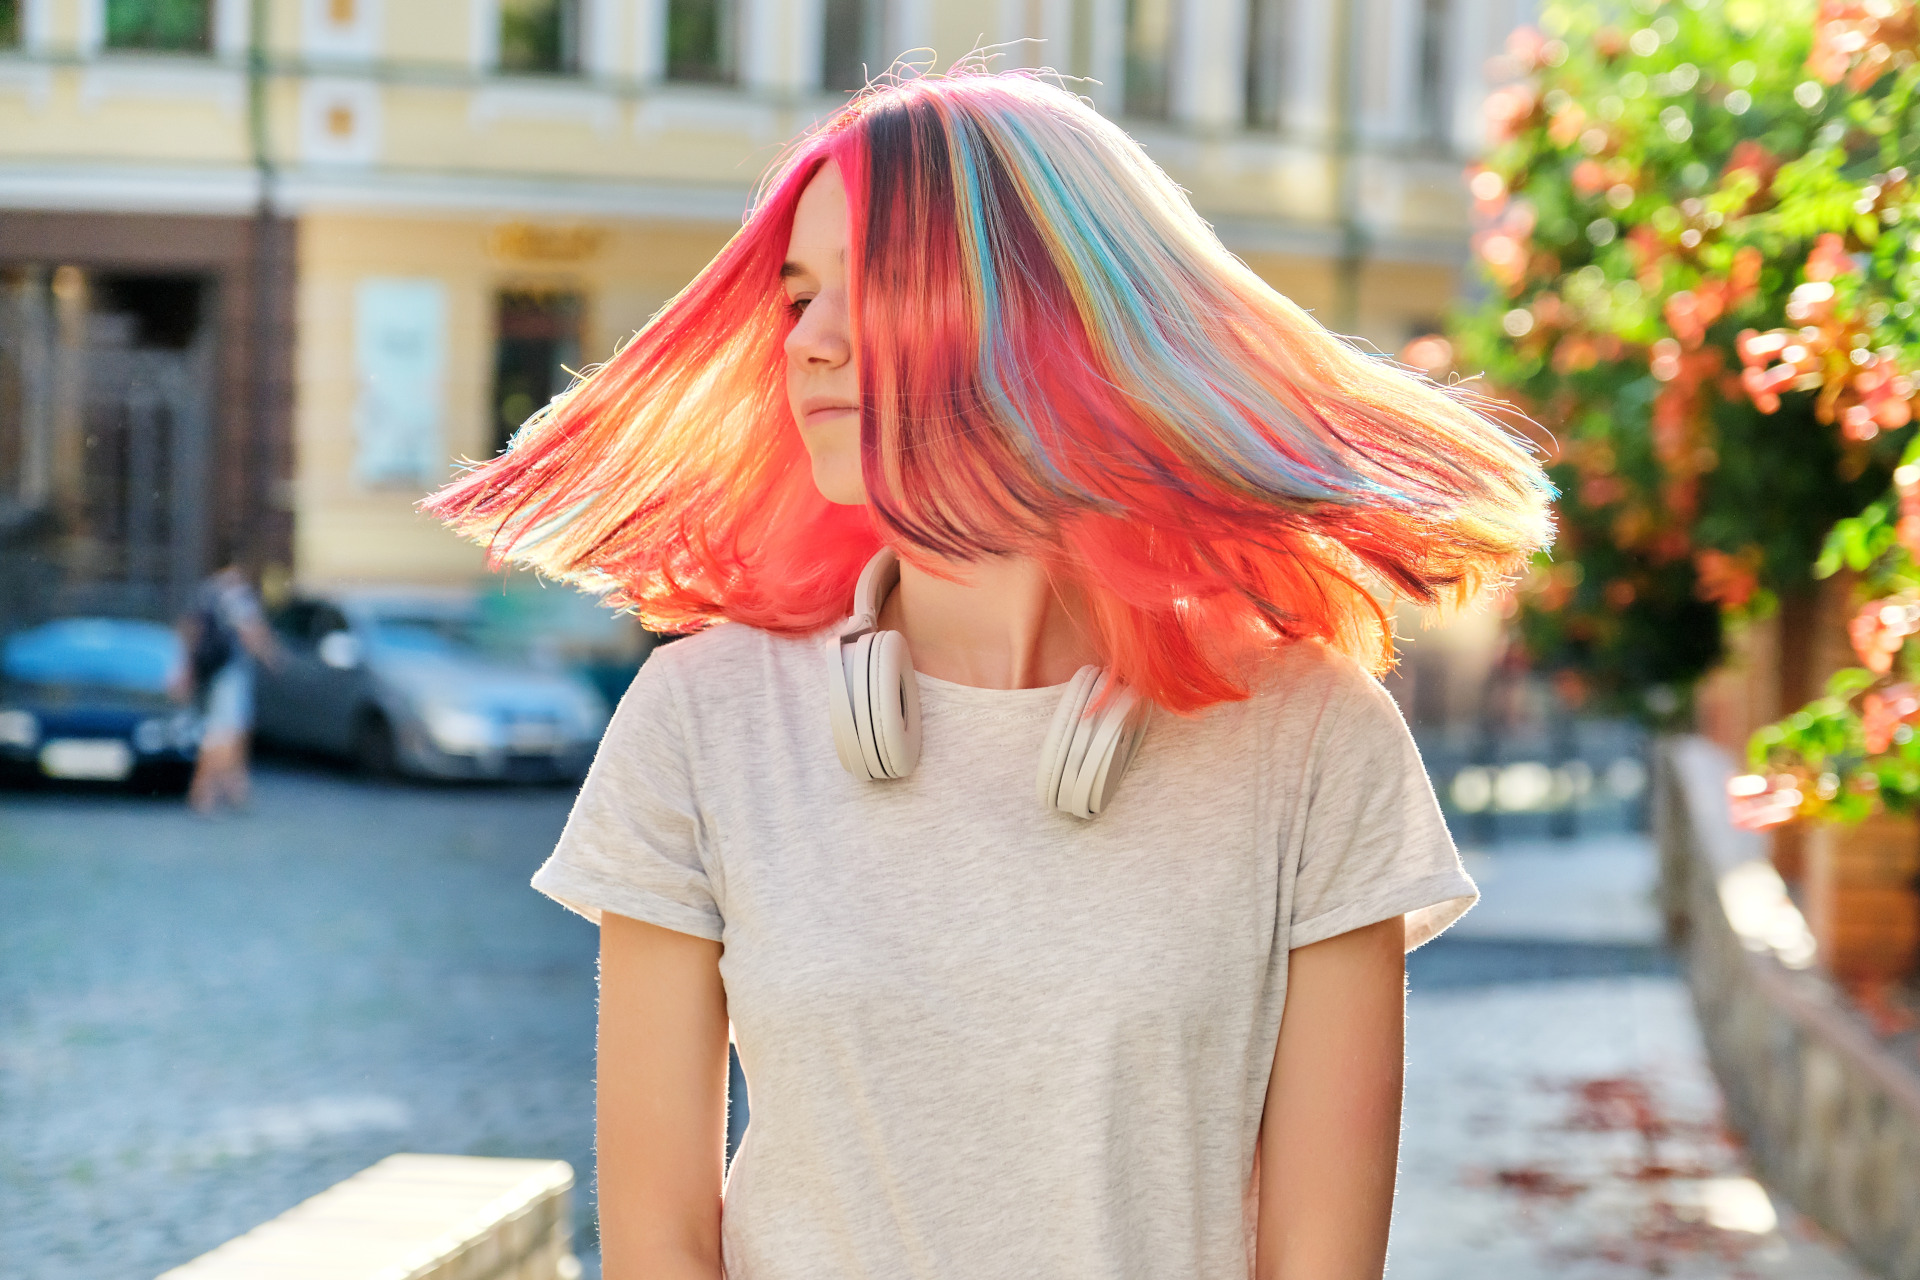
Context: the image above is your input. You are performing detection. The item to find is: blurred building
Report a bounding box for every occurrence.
[0,0,1532,616]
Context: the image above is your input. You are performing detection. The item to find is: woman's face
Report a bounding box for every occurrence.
[782,161,865,505]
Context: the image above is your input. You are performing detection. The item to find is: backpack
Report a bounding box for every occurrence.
[190,598,236,689]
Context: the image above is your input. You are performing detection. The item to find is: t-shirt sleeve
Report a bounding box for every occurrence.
[1288,667,1477,952]
[529,654,723,940]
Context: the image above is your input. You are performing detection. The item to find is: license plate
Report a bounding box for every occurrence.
[40,738,135,781]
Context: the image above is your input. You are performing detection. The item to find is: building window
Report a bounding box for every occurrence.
[0,1,19,48]
[1123,0,1172,120]
[499,0,580,75]
[1417,0,1451,147]
[493,291,583,456]
[105,0,213,53]
[666,0,733,84]
[1245,0,1287,130]
[821,0,884,93]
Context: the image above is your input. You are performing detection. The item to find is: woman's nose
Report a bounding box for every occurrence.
[787,290,851,366]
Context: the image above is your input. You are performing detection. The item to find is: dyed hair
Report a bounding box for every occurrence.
[427,70,1553,712]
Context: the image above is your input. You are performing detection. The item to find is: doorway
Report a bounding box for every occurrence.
[0,266,215,622]
[491,289,583,457]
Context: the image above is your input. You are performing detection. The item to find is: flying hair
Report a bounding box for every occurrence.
[426,68,1555,713]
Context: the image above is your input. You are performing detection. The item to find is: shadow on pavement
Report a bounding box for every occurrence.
[1409,937,1679,990]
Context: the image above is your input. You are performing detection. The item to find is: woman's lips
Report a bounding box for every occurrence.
[803,404,858,427]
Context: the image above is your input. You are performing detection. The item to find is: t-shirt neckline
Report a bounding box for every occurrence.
[910,669,1072,721]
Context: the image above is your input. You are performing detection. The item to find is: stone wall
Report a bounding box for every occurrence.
[157,1154,577,1280]
[1658,737,1920,1279]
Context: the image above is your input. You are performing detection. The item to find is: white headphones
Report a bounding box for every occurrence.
[826,548,1149,819]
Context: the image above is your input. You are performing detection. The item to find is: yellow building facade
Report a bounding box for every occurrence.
[0,0,1528,609]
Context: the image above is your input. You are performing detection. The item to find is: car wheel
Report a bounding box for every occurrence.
[352,711,398,778]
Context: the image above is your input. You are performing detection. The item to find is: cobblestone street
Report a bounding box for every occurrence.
[0,770,1878,1280]
[0,765,595,1280]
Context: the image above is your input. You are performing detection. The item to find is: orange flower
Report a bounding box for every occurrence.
[1548,102,1587,147]
[1895,464,1920,559]
[1485,84,1540,142]
[1810,0,1920,90]
[1849,597,1920,674]
[1506,26,1550,68]
[1837,354,1915,439]
[1805,232,1857,283]
[1399,334,1453,379]
[1734,267,1914,433]
[1861,683,1920,752]
[1664,289,1726,349]
[1694,547,1762,610]
[1727,772,1807,830]
[1553,333,1601,374]
[1626,226,1668,291]
[1571,159,1610,195]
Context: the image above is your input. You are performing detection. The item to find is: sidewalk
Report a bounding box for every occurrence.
[1391,835,1869,1279]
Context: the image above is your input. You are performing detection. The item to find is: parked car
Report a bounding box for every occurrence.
[256,590,610,783]
[0,618,200,792]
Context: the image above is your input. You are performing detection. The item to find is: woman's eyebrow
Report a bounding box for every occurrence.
[779,261,807,279]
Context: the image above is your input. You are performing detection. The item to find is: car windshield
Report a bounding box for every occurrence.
[2,619,179,695]
[366,614,483,657]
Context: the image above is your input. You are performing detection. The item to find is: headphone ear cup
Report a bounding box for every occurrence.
[1068,684,1147,818]
[1037,667,1101,811]
[846,632,891,781]
[865,628,921,779]
[1040,670,1147,819]
[827,635,870,778]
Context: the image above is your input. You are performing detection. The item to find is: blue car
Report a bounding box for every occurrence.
[0,619,201,793]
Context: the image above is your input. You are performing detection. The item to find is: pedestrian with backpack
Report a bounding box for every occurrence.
[178,561,280,814]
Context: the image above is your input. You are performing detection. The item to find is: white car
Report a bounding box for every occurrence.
[256,591,610,783]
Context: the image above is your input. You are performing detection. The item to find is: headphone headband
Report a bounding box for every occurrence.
[826,547,1146,818]
[844,546,902,637]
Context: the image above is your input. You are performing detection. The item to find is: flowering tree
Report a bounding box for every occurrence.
[1444,0,1920,722]
[1734,448,1920,825]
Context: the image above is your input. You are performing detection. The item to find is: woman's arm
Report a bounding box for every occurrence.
[235,614,283,669]
[169,615,200,702]
[1255,914,1407,1280]
[597,912,731,1280]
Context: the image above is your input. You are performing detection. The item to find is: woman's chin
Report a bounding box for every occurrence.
[811,462,868,506]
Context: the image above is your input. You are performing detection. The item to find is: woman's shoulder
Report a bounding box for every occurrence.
[1245,639,1384,709]
[602,623,820,756]
[1229,640,1413,756]
[624,623,822,716]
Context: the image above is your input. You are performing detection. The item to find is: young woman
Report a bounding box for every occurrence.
[432,71,1550,1280]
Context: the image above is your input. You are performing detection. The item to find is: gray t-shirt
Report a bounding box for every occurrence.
[534,623,1474,1280]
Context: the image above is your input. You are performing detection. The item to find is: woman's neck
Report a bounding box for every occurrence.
[875,552,1097,690]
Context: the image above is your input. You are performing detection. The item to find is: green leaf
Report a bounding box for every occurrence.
[1827,667,1878,698]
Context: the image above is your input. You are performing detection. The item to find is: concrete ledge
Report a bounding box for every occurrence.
[156,1154,577,1280]
[1659,737,1920,1278]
